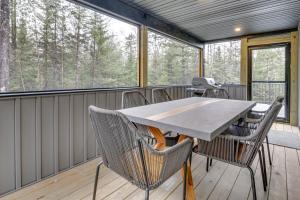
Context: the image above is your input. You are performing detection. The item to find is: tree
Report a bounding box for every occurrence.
[147,31,199,86]
[87,12,110,87]
[0,0,10,92]
[0,0,139,92]
[124,33,137,86]
[204,40,241,84]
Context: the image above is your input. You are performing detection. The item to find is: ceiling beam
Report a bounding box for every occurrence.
[74,0,203,47]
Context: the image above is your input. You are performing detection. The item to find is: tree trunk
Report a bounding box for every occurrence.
[0,0,10,92]
[91,36,96,87]
[11,0,16,49]
[75,11,81,88]
[61,16,65,88]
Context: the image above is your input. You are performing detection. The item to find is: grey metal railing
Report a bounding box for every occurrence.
[251,81,286,105]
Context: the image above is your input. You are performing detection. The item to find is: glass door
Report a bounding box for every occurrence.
[248,44,290,121]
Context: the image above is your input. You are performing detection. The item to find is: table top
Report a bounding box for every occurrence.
[119,97,256,141]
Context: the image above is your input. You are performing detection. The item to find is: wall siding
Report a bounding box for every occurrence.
[58,95,71,171]
[73,95,85,165]
[41,97,55,178]
[0,85,245,196]
[0,100,15,194]
[20,98,37,186]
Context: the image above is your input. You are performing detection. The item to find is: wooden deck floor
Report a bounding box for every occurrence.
[2,123,300,200]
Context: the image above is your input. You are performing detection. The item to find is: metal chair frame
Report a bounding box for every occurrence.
[89,106,193,200]
[194,102,282,200]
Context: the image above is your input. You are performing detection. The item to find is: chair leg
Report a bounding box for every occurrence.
[258,150,267,191]
[206,157,209,172]
[210,158,213,166]
[265,136,272,166]
[93,161,103,200]
[183,162,187,200]
[261,145,268,187]
[247,166,257,200]
[145,189,150,200]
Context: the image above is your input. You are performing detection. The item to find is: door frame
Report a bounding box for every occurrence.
[247,43,291,122]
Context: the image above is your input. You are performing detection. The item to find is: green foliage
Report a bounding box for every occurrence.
[204,40,241,84]
[204,41,286,104]
[148,31,199,86]
[7,0,139,92]
[251,47,286,104]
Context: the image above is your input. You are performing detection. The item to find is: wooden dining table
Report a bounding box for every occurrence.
[119,97,256,200]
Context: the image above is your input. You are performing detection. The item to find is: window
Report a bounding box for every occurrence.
[0,0,138,93]
[204,40,241,84]
[148,31,199,86]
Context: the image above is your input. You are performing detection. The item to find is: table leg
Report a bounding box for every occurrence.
[148,126,166,150]
[178,135,196,200]
[148,128,196,200]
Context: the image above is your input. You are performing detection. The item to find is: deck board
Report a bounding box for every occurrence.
[285,148,300,200]
[207,165,241,200]
[268,145,287,200]
[2,124,300,200]
[165,155,208,200]
[195,161,228,200]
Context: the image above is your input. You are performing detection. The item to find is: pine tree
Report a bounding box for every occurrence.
[124,33,137,86]
[0,0,10,92]
[87,12,109,87]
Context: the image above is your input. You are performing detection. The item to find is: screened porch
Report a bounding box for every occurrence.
[0,0,300,200]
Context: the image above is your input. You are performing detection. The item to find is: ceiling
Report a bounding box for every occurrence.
[121,0,300,41]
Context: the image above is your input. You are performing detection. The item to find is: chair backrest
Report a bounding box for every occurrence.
[152,88,172,103]
[89,106,148,186]
[216,88,230,99]
[122,90,150,109]
[246,102,282,165]
[276,96,284,104]
[202,88,229,99]
[262,95,284,115]
[202,88,217,98]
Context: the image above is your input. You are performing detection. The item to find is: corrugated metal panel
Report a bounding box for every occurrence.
[0,85,246,197]
[122,0,300,41]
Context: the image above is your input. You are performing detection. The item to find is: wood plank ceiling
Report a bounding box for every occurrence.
[121,0,300,41]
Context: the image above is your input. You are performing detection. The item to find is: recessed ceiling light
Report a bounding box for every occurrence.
[235,27,241,32]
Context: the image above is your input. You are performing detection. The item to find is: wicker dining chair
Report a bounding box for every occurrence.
[202,88,230,99]
[250,96,284,116]
[193,101,282,200]
[121,90,150,109]
[122,90,173,143]
[152,88,180,145]
[121,90,156,142]
[89,106,193,200]
[152,88,173,103]
[206,96,284,172]
[202,88,230,168]
[202,88,217,98]
[238,96,284,166]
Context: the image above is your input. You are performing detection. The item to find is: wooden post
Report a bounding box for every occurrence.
[240,37,248,86]
[139,25,148,88]
[199,48,203,77]
[290,31,298,126]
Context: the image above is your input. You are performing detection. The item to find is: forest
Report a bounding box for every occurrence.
[204,41,286,105]
[0,0,199,93]
[251,47,286,104]
[148,31,199,86]
[0,0,140,92]
[204,40,241,84]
